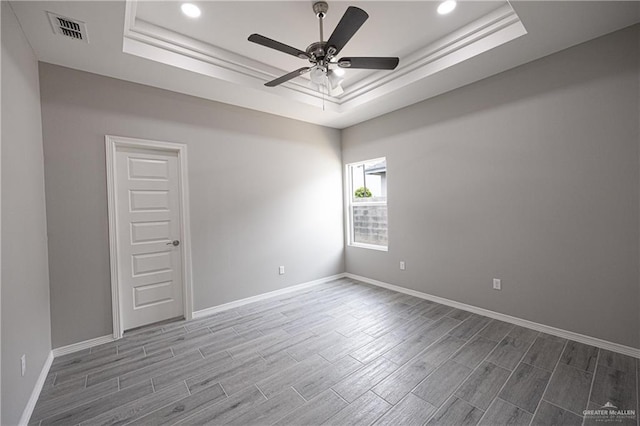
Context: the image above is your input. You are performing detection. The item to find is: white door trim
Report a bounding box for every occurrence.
[106,135,194,339]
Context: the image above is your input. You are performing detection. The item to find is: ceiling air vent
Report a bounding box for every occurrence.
[47,12,89,43]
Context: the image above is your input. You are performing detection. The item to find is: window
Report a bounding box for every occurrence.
[346,158,388,251]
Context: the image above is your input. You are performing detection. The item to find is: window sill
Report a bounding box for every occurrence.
[348,242,388,252]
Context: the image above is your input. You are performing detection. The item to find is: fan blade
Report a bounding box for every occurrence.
[326,7,369,57]
[338,57,399,70]
[248,34,309,59]
[265,67,311,87]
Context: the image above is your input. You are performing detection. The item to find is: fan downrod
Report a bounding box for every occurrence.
[308,1,330,63]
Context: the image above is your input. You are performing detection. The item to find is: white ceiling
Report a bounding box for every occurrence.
[133,1,505,87]
[9,1,640,129]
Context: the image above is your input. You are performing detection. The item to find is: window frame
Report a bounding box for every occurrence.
[345,157,388,252]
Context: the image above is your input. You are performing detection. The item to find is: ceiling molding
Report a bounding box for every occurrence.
[341,5,527,102]
[340,5,526,106]
[122,0,526,114]
[123,1,341,109]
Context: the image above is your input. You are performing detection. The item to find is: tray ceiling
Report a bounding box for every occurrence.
[124,0,526,112]
[9,1,640,128]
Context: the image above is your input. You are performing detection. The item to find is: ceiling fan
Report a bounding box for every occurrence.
[248,1,399,95]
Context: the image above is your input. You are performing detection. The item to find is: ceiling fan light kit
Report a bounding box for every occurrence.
[310,65,328,84]
[248,1,400,93]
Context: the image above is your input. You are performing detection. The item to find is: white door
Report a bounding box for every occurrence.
[115,146,184,331]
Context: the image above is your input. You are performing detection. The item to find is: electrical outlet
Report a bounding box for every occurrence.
[493,278,501,290]
[21,354,26,377]
[400,261,406,271]
[279,266,285,275]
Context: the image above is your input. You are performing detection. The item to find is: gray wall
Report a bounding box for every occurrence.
[39,63,344,348]
[1,3,52,424]
[342,25,640,348]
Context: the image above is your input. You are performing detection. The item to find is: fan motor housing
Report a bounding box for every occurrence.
[306,41,327,61]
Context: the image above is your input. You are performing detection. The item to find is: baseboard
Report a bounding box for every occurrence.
[49,274,348,356]
[48,272,637,360]
[345,273,640,359]
[51,335,115,357]
[19,350,53,426]
[193,273,347,319]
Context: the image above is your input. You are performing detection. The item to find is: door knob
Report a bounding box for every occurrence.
[166,240,180,246]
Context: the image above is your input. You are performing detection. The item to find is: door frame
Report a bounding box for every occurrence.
[105,135,194,339]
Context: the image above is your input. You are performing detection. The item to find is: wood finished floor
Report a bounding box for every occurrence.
[31,278,639,426]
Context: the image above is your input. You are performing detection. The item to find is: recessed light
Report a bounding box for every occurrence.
[181,3,201,18]
[437,0,457,15]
